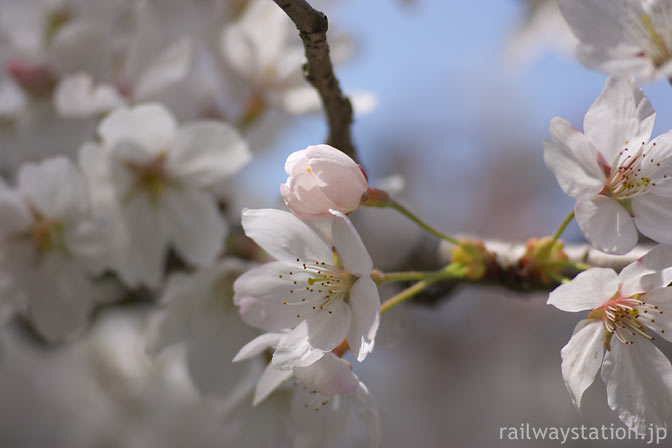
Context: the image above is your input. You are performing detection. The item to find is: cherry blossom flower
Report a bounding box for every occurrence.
[233,330,381,448]
[80,103,250,288]
[0,157,104,340]
[234,208,380,362]
[147,259,259,397]
[281,144,369,220]
[544,76,672,254]
[558,0,672,81]
[548,245,672,433]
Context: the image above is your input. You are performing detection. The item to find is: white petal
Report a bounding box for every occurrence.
[233,332,284,362]
[134,38,193,100]
[119,196,168,288]
[619,245,672,296]
[0,185,30,238]
[241,208,332,264]
[601,339,672,433]
[638,288,672,344]
[346,277,380,362]
[169,121,251,188]
[548,267,618,312]
[583,77,655,163]
[331,211,373,276]
[54,74,125,117]
[272,321,325,369]
[293,353,358,396]
[638,131,672,195]
[160,188,226,267]
[575,196,638,255]
[543,118,604,199]
[17,157,88,221]
[253,362,293,406]
[632,194,672,245]
[305,298,351,352]
[234,261,315,331]
[560,319,605,408]
[355,381,382,448]
[99,103,177,153]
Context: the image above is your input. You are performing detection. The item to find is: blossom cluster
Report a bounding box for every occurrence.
[542,0,672,434]
[0,0,380,446]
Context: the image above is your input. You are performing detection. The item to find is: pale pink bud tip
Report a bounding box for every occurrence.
[281,144,368,219]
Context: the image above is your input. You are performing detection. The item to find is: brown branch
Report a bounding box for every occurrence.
[272,0,357,160]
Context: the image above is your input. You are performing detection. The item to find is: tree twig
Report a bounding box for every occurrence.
[272,0,357,160]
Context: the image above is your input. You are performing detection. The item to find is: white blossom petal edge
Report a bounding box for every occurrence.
[234,208,380,362]
[548,245,672,433]
[544,76,672,254]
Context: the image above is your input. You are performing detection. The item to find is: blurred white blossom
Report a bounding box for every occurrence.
[558,0,672,81]
[80,103,250,288]
[0,156,104,340]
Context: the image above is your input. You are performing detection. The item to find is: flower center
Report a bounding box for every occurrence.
[588,292,664,350]
[125,152,177,202]
[638,13,672,68]
[600,143,654,201]
[29,214,64,253]
[278,257,352,318]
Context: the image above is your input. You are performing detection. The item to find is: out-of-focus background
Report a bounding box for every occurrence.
[2,0,672,447]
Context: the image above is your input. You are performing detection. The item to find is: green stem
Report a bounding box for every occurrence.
[380,279,438,314]
[378,263,467,313]
[388,199,460,245]
[550,210,575,244]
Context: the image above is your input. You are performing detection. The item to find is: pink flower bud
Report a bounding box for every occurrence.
[281,144,368,219]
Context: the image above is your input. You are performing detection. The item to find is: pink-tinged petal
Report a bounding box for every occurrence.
[354,381,382,448]
[169,122,250,188]
[346,277,380,362]
[281,173,340,219]
[281,145,367,219]
[601,339,672,434]
[548,268,618,312]
[619,245,672,296]
[543,118,604,199]
[560,319,605,408]
[632,194,672,245]
[293,353,358,396]
[241,208,332,264]
[17,157,88,221]
[285,148,311,175]
[638,288,672,344]
[305,298,351,352]
[272,321,325,370]
[253,363,293,406]
[160,188,226,267]
[99,104,177,153]
[234,261,314,331]
[575,196,637,255]
[583,77,655,163]
[331,210,373,276]
[233,332,284,362]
